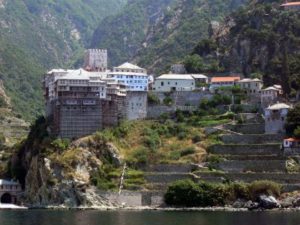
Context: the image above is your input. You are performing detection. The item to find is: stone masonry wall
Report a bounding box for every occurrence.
[210,144,282,155]
[224,123,265,134]
[217,160,286,172]
[152,91,213,106]
[99,191,164,207]
[126,92,147,120]
[221,134,283,144]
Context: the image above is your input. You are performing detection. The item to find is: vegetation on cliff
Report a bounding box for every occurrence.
[184,0,300,96]
[0,0,126,121]
[165,179,281,207]
[91,0,247,72]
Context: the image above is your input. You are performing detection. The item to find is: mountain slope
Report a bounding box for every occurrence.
[91,0,247,73]
[0,0,126,120]
[91,0,176,68]
[186,0,300,95]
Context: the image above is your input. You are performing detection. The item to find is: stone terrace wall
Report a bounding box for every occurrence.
[143,164,194,173]
[217,160,286,173]
[195,172,300,184]
[221,134,283,144]
[224,123,265,134]
[210,144,282,155]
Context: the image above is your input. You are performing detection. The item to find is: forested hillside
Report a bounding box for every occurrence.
[91,0,247,73]
[0,0,126,120]
[184,0,300,96]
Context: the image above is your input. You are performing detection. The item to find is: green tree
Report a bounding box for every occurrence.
[286,104,300,135]
[184,54,205,73]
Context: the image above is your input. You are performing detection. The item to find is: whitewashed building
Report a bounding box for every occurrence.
[153,74,195,92]
[237,78,263,95]
[107,62,148,121]
[261,85,283,107]
[264,103,291,134]
[108,62,148,91]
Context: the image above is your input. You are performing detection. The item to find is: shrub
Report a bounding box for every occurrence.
[180,147,196,157]
[126,147,148,166]
[227,182,250,201]
[165,179,282,207]
[248,180,281,200]
[169,151,181,160]
[192,135,201,143]
[144,136,160,150]
[165,180,227,207]
[294,126,300,138]
[148,93,160,105]
[165,179,202,207]
[51,138,70,152]
[177,132,187,140]
[163,96,173,106]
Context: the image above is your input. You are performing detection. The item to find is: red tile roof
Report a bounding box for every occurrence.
[211,77,240,83]
[284,138,300,142]
[281,2,300,7]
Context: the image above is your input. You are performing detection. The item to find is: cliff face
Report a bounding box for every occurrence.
[91,0,175,67]
[191,0,300,95]
[91,0,247,73]
[10,120,122,207]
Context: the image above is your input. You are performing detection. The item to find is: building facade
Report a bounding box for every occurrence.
[0,180,22,204]
[108,62,148,92]
[264,103,291,134]
[108,62,149,120]
[153,74,196,92]
[237,78,263,95]
[44,69,127,139]
[261,85,283,108]
[209,76,241,92]
[84,49,108,72]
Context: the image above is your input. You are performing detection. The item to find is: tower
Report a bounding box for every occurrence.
[84,49,108,72]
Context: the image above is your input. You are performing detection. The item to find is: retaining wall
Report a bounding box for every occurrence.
[151,91,213,106]
[145,173,193,184]
[195,172,300,184]
[216,160,286,173]
[99,191,164,207]
[224,123,265,134]
[143,164,194,173]
[221,134,283,144]
[210,144,282,155]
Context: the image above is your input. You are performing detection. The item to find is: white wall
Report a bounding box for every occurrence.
[153,79,195,92]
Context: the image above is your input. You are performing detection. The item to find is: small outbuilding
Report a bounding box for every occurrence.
[0,180,22,204]
[264,103,291,134]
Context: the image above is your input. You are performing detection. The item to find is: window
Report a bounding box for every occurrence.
[161,82,164,86]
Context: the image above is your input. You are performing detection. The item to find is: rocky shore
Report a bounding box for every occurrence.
[20,193,300,212]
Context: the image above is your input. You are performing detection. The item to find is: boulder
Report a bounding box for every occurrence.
[280,197,294,208]
[232,199,247,208]
[244,200,259,210]
[292,197,300,207]
[259,195,280,209]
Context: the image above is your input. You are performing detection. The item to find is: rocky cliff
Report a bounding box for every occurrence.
[188,0,300,96]
[91,0,247,73]
[10,119,123,207]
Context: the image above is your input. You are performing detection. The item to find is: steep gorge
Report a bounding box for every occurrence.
[91,0,247,73]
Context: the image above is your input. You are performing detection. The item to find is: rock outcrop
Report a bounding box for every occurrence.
[10,123,123,208]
